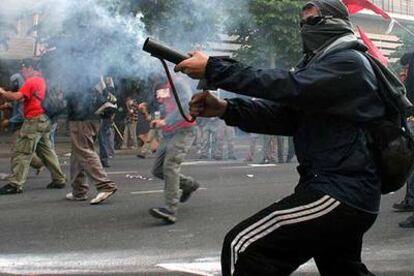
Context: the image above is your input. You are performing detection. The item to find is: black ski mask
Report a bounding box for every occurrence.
[301,0,354,55]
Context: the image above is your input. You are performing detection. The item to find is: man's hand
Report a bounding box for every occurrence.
[0,87,5,97]
[174,51,209,79]
[189,91,228,118]
[0,102,12,110]
[0,119,9,129]
[151,119,166,129]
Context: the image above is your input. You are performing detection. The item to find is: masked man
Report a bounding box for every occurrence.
[176,0,387,275]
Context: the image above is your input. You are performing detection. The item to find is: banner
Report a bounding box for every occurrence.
[358,26,389,65]
[342,0,391,20]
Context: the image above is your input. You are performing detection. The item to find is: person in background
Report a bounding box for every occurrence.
[393,51,414,228]
[137,102,160,158]
[198,117,220,160]
[65,75,118,204]
[286,136,296,163]
[148,75,200,224]
[1,73,45,176]
[215,90,237,160]
[121,95,138,149]
[277,136,297,163]
[0,59,65,194]
[244,133,260,162]
[260,135,277,164]
[98,76,117,168]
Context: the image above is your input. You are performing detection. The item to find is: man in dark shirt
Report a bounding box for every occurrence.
[176,0,384,275]
[65,76,118,205]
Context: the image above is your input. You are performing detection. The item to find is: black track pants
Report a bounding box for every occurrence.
[221,189,377,276]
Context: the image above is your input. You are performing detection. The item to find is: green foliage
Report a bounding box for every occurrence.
[226,0,306,67]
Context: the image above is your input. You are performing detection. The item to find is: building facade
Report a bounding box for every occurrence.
[350,0,414,60]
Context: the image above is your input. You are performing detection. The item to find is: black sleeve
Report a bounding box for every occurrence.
[221,98,300,136]
[206,50,383,123]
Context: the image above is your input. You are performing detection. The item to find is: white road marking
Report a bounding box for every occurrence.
[1,243,413,275]
[105,161,276,176]
[248,164,278,167]
[182,160,241,166]
[131,188,207,195]
[220,164,278,170]
[157,262,219,276]
[157,256,316,275]
[107,171,139,175]
[131,189,164,195]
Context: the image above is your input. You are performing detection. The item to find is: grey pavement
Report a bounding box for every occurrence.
[0,138,413,275]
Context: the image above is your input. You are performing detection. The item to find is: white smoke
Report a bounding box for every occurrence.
[0,0,249,92]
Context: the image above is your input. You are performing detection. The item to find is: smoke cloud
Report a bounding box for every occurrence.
[0,0,249,94]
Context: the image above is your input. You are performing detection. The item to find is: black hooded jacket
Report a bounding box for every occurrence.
[207,44,385,214]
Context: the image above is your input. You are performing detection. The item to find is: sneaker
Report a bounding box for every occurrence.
[149,207,177,224]
[399,215,414,228]
[136,154,146,159]
[90,189,117,205]
[228,155,237,160]
[65,192,88,201]
[180,182,200,203]
[46,181,66,189]
[0,184,22,195]
[392,200,414,212]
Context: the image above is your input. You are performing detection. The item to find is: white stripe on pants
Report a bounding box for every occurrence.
[230,195,340,274]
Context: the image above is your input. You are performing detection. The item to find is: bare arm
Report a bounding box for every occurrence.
[0,88,24,101]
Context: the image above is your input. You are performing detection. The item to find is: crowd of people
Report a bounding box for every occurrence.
[0,57,296,214]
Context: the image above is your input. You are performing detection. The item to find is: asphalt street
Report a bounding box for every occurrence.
[0,150,413,275]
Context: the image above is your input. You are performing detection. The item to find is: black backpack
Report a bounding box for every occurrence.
[312,35,414,194]
[364,54,414,194]
[34,88,67,120]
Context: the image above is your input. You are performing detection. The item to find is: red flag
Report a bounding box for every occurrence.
[357,26,389,65]
[342,0,391,20]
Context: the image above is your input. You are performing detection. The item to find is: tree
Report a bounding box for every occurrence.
[226,0,306,68]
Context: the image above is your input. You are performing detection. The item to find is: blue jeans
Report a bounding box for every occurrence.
[98,119,112,162]
[405,174,414,207]
[405,120,414,207]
